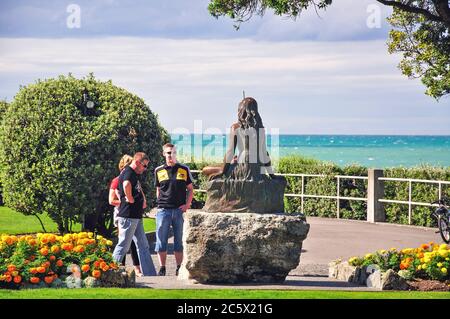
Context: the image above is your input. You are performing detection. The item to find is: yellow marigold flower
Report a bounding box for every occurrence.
[441,268,447,274]
[50,245,60,253]
[63,234,72,243]
[417,265,422,270]
[439,244,448,250]
[401,248,414,254]
[390,247,397,251]
[106,240,113,246]
[88,232,94,238]
[365,253,373,259]
[378,250,386,254]
[97,235,104,240]
[437,262,443,268]
[438,250,449,258]
[78,232,88,239]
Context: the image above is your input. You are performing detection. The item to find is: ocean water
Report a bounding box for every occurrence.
[171,134,450,168]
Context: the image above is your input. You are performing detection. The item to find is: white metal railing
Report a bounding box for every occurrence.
[190,170,368,219]
[378,177,450,225]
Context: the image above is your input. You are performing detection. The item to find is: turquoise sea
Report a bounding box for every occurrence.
[171,134,450,168]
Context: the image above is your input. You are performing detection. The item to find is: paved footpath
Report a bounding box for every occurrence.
[127,215,442,290]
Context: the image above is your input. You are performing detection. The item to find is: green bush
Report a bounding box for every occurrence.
[278,156,367,219]
[384,165,450,227]
[0,74,168,235]
[0,100,8,205]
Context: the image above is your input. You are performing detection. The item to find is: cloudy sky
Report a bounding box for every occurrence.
[0,0,449,135]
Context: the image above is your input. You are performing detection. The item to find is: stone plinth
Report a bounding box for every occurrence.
[179,211,310,283]
[203,178,287,214]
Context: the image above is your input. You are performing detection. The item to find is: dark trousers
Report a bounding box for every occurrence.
[121,240,140,266]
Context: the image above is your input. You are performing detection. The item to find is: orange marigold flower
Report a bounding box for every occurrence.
[92,270,101,278]
[37,266,46,274]
[93,261,100,268]
[74,245,85,253]
[39,247,48,256]
[30,277,40,284]
[42,261,51,268]
[100,262,107,269]
[49,255,56,261]
[5,275,12,283]
[44,276,54,284]
[56,260,64,267]
[7,265,16,272]
[28,239,37,246]
[50,245,60,253]
[81,265,90,272]
[29,268,38,274]
[13,276,22,284]
[102,265,110,272]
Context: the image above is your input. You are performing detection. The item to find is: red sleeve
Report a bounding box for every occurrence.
[110,177,119,190]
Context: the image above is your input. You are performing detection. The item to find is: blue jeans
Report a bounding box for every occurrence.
[155,208,184,252]
[112,217,156,276]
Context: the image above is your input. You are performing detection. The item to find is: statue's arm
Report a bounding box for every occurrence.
[224,124,238,164]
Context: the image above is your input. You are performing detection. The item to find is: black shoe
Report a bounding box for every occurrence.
[158,267,166,276]
[176,265,181,276]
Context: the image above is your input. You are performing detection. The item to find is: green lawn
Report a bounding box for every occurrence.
[0,206,156,235]
[0,288,448,299]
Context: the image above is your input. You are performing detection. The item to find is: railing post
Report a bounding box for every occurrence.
[337,176,340,219]
[367,169,385,223]
[301,175,305,213]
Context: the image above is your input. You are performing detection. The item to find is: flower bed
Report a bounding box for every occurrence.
[0,232,122,289]
[330,242,450,291]
[348,243,449,281]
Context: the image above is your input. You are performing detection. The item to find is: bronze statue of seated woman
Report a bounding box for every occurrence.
[202,97,286,214]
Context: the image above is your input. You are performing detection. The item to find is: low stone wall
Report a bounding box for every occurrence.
[329,261,410,290]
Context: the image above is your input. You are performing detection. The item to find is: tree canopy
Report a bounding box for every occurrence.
[208,0,450,99]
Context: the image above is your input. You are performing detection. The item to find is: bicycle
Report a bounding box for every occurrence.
[431,198,450,244]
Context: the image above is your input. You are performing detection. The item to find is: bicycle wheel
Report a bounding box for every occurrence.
[438,216,450,244]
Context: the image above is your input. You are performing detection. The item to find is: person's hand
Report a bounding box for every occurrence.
[179,204,190,212]
[126,197,135,204]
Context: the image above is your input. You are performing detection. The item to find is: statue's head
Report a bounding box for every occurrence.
[238,97,263,129]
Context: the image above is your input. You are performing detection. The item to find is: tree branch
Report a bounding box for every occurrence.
[376,0,443,22]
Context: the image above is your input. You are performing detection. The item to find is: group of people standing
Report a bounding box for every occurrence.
[108,143,194,276]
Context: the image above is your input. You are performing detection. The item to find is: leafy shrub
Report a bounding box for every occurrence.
[0,100,7,206]
[0,74,168,235]
[384,165,450,227]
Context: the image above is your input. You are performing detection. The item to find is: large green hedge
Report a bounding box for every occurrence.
[278,156,449,226]
[0,100,8,205]
[0,74,169,235]
[186,155,449,227]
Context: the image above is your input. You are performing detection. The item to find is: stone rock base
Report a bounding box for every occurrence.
[179,211,310,284]
[203,178,287,214]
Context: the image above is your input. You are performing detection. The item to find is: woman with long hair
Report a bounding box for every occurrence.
[109,154,142,276]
